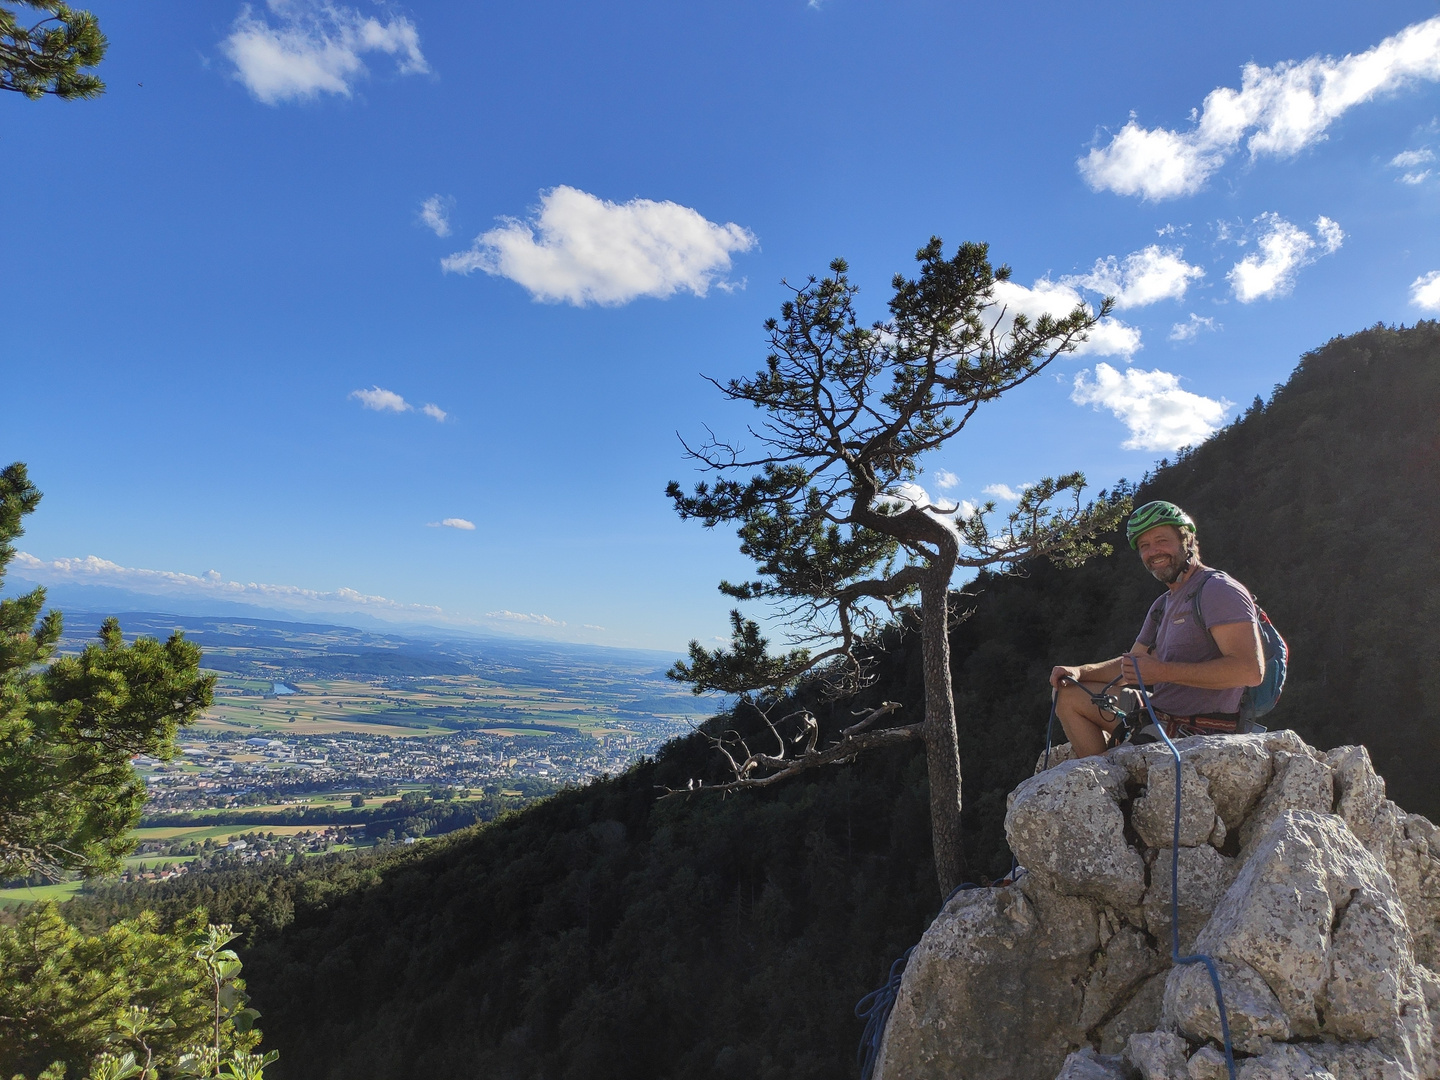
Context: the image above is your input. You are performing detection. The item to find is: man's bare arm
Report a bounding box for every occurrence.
[1121,620,1263,690]
[1050,642,1152,690]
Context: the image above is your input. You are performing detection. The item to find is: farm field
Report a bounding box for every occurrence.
[198,673,643,740]
[0,881,89,907]
[134,823,336,843]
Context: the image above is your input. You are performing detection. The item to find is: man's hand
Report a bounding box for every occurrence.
[1050,665,1082,690]
[1121,652,1165,687]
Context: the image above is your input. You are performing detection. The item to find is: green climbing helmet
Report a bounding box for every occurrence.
[1126,500,1196,549]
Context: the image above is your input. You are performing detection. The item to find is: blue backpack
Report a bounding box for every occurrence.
[1193,570,1288,726]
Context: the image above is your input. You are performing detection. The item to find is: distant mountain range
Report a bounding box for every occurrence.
[1,581,685,670]
[1,577,404,630]
[45,607,689,688]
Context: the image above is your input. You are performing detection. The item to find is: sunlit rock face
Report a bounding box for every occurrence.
[872,733,1440,1080]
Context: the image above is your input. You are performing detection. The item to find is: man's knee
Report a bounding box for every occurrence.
[1056,681,1099,715]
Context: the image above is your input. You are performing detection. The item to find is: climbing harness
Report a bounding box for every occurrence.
[1129,655,1238,1080]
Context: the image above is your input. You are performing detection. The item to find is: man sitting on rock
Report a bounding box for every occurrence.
[1048,500,1265,756]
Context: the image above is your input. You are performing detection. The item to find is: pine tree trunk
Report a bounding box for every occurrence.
[920,569,964,896]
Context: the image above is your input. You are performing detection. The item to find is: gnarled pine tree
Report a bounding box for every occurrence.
[666,239,1130,894]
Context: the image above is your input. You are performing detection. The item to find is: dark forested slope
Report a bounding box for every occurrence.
[84,323,1440,1080]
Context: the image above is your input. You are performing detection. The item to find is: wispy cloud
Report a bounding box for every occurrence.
[1169,314,1218,342]
[222,0,429,106]
[1071,363,1233,451]
[350,385,410,412]
[485,609,565,627]
[932,468,959,490]
[350,386,447,420]
[419,194,453,237]
[981,483,1031,502]
[441,186,757,306]
[1410,270,1440,311]
[427,517,475,530]
[1080,15,1440,199]
[1227,214,1343,303]
[988,279,1142,358]
[1390,147,1434,184]
[1062,245,1205,309]
[12,552,449,621]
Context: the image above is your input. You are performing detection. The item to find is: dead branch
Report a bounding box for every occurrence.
[840,699,902,737]
[658,702,915,798]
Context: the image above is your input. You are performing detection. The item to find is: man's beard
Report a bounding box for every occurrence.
[1146,552,1188,584]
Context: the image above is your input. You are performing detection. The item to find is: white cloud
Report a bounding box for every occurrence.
[1071,363,1234,451]
[989,279,1142,358]
[1410,270,1440,310]
[419,194,452,237]
[441,185,757,306]
[485,610,565,627]
[1315,215,1345,253]
[427,518,475,530]
[932,468,959,490]
[982,483,1031,501]
[222,0,429,105]
[1062,245,1205,309]
[350,387,447,420]
[1226,213,1343,303]
[1391,148,1434,168]
[1389,144,1438,183]
[12,552,450,622]
[884,482,956,513]
[878,483,978,537]
[1080,15,1440,199]
[1169,313,1218,342]
[582,624,606,631]
[350,386,410,412]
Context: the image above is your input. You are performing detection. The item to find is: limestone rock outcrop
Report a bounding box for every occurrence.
[871,733,1440,1080]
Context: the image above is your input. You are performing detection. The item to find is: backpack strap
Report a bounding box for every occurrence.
[1191,569,1221,654]
[1142,594,1168,644]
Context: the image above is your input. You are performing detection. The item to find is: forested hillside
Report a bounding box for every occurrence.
[69,323,1440,1080]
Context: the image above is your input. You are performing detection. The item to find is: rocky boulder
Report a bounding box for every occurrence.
[871,732,1440,1080]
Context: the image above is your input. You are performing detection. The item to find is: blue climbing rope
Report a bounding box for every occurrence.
[854,883,979,1080]
[1128,655,1238,1080]
[1045,687,1058,771]
[855,947,914,1080]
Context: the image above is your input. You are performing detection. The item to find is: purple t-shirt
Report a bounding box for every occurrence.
[1135,567,1257,716]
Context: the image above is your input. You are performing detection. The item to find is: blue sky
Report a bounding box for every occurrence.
[4,0,1440,650]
